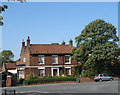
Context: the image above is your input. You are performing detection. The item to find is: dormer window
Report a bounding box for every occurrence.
[38,55,44,64]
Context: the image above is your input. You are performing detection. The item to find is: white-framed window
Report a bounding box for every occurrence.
[23,58,26,63]
[39,69,45,77]
[65,55,71,64]
[38,55,44,64]
[52,55,58,64]
[19,70,24,79]
[51,68,59,76]
[65,67,71,75]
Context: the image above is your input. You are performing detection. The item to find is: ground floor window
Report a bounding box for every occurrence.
[18,70,24,79]
[39,69,45,77]
[65,68,71,75]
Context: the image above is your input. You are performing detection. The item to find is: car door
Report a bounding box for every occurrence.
[103,74,109,80]
[100,74,104,80]
[101,74,105,80]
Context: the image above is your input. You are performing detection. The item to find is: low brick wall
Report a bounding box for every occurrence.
[80,77,94,83]
[113,77,120,80]
[28,81,76,86]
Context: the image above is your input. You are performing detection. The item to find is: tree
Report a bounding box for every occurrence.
[0,50,14,63]
[72,19,119,76]
[0,0,26,26]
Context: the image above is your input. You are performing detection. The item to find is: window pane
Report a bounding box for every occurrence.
[39,69,44,77]
[38,55,44,64]
[52,56,58,63]
[65,56,70,63]
[65,68,70,75]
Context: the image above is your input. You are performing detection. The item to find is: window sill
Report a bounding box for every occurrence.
[52,63,58,64]
[38,63,45,64]
[65,62,71,64]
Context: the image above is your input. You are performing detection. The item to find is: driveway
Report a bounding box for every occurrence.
[2,80,119,94]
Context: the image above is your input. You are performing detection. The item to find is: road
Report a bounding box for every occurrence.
[2,80,119,94]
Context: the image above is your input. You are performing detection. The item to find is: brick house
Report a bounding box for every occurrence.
[19,37,78,80]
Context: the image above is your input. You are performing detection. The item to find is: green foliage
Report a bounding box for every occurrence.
[0,50,14,63]
[73,63,84,77]
[72,19,119,76]
[0,0,26,26]
[23,76,76,85]
[43,75,52,78]
[27,73,39,80]
[0,5,8,26]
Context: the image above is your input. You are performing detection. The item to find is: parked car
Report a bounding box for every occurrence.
[94,74,113,82]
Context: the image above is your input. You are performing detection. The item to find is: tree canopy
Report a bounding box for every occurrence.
[0,50,14,63]
[72,19,119,76]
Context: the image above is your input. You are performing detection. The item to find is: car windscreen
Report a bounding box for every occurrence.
[95,74,99,77]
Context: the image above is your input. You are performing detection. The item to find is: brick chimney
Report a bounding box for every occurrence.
[62,41,65,45]
[27,36,30,46]
[22,39,25,48]
[69,39,73,46]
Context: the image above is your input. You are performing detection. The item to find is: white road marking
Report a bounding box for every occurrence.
[16,91,49,93]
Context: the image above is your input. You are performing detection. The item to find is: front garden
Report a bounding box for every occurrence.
[23,74,76,85]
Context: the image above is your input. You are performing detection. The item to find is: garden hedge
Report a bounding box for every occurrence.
[23,76,76,85]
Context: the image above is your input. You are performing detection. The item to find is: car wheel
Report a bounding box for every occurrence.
[110,78,113,81]
[99,79,102,82]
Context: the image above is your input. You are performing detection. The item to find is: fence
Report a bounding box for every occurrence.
[2,89,15,95]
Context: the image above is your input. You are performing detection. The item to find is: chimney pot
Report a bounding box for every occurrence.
[62,41,65,45]
[27,36,30,46]
[69,39,73,46]
[22,39,25,48]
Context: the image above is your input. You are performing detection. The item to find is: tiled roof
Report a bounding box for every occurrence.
[5,63,16,69]
[30,44,73,54]
[16,61,25,65]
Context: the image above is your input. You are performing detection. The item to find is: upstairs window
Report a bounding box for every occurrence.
[23,58,26,63]
[52,55,58,64]
[38,55,44,64]
[65,55,70,64]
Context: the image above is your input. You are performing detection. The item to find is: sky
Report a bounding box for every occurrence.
[1,2,118,60]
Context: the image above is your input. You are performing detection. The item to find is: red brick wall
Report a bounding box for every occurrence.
[20,46,30,66]
[24,68,39,80]
[29,54,78,66]
[45,67,51,76]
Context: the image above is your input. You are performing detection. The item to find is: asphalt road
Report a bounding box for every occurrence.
[2,80,119,94]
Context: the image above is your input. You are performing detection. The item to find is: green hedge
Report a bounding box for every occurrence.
[23,76,76,85]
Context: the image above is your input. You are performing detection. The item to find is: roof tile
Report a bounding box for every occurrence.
[30,44,73,54]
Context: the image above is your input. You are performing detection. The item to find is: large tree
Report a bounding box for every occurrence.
[72,19,119,76]
[0,50,14,63]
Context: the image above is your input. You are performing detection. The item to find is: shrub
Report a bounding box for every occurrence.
[43,75,52,78]
[23,76,76,85]
[27,73,39,80]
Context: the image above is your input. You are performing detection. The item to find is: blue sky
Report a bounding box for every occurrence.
[1,2,118,60]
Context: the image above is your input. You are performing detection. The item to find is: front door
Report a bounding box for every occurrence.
[52,68,59,76]
[53,69,57,76]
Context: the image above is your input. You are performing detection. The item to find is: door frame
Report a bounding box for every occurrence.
[51,68,59,76]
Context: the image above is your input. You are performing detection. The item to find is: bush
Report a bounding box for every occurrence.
[27,73,39,80]
[43,75,52,78]
[23,76,76,85]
